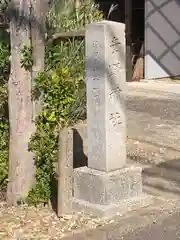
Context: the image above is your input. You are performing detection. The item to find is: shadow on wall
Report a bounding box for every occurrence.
[73,128,88,168]
[71,123,180,200]
[145,0,180,79]
[86,22,126,108]
[71,122,180,200]
[51,126,88,214]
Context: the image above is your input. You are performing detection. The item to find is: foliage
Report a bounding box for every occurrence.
[0,120,8,191]
[0,41,9,114]
[0,28,9,197]
[0,0,103,204]
[27,0,103,205]
[0,38,9,81]
[20,44,33,71]
[26,39,86,204]
[48,0,104,32]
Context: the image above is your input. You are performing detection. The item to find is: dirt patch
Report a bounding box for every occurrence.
[0,203,116,239]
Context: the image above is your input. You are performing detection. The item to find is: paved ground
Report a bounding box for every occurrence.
[128,83,180,151]
[126,83,180,199]
[74,83,180,199]
[1,82,180,239]
[62,82,180,240]
[63,198,180,240]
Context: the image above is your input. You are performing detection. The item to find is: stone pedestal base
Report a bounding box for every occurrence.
[73,194,153,218]
[73,165,152,217]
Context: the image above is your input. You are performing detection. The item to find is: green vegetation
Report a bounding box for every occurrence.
[0,0,103,204]
[0,30,9,196]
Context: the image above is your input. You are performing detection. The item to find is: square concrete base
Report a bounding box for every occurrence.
[73,165,150,217]
[73,194,153,218]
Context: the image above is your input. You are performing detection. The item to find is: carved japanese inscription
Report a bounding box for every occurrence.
[109,112,122,126]
[110,36,121,54]
[86,21,126,171]
[108,62,121,78]
[109,87,122,102]
[92,88,100,107]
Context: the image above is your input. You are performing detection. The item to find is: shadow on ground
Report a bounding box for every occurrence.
[137,157,180,199]
[52,125,180,212]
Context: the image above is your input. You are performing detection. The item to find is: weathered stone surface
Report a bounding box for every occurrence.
[86,20,126,172]
[73,194,152,218]
[58,128,73,216]
[73,165,142,206]
[72,21,147,217]
[71,85,180,163]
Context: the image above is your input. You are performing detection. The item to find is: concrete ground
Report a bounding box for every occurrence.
[127,82,180,199]
[64,82,180,240]
[63,198,180,240]
[73,81,180,201]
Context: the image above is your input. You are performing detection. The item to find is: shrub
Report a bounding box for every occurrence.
[0,0,103,204]
[0,29,9,198]
[0,40,9,114]
[0,120,8,198]
[27,1,103,205]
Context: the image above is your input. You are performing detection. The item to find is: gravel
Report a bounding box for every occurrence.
[0,202,115,239]
[1,139,179,239]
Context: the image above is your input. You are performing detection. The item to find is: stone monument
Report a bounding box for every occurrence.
[73,20,150,217]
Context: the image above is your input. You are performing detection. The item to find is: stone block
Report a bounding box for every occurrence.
[73,165,142,206]
[85,21,126,172]
[58,127,73,216]
[73,194,153,218]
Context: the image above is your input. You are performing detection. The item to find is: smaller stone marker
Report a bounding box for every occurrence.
[58,127,73,216]
[73,21,151,217]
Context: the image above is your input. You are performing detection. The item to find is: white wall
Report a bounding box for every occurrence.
[145,0,180,79]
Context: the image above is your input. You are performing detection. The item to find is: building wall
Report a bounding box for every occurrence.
[145,0,180,79]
